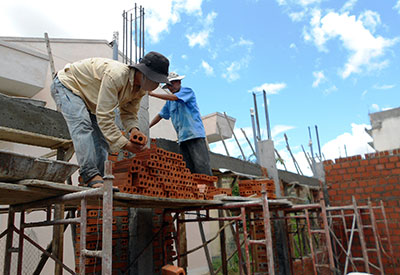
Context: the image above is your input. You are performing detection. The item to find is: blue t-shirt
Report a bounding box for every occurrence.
[159,87,206,142]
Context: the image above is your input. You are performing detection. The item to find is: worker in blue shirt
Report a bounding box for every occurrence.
[149,72,212,176]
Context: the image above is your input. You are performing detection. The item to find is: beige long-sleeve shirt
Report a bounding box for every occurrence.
[57,58,146,153]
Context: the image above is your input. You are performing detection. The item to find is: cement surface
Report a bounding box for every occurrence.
[0,93,70,139]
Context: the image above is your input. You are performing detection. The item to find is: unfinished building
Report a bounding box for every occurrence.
[0,32,399,275]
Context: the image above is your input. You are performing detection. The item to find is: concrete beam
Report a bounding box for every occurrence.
[0,93,70,140]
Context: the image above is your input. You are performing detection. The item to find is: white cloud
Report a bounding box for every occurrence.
[289,43,297,49]
[371,104,380,112]
[373,84,395,90]
[276,0,287,6]
[341,0,358,13]
[0,0,205,44]
[186,30,209,47]
[249,83,287,94]
[186,11,217,48]
[238,37,254,47]
[307,10,398,78]
[358,10,381,33]
[271,125,295,139]
[222,61,241,82]
[361,90,368,97]
[201,60,214,76]
[394,1,400,13]
[323,85,337,95]
[299,0,321,7]
[289,11,306,22]
[181,54,187,60]
[209,127,258,160]
[321,123,374,161]
[312,71,326,87]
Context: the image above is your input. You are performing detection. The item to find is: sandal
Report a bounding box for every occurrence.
[85,180,120,192]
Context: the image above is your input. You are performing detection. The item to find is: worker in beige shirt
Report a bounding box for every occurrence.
[51,51,170,188]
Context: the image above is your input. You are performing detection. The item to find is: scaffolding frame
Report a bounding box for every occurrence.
[2,161,114,275]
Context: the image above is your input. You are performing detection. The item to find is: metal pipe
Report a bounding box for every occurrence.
[102,160,114,274]
[263,90,271,140]
[12,188,103,211]
[122,10,125,63]
[13,227,75,274]
[241,207,251,274]
[135,4,137,63]
[315,125,322,159]
[83,249,102,258]
[23,218,80,228]
[308,126,316,171]
[261,185,275,275]
[130,13,133,65]
[142,7,145,56]
[79,198,87,275]
[139,6,142,60]
[252,92,261,140]
[224,112,246,160]
[125,11,128,64]
[17,211,25,275]
[216,121,230,156]
[240,128,256,157]
[250,108,259,163]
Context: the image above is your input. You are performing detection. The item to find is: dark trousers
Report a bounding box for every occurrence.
[179,138,212,176]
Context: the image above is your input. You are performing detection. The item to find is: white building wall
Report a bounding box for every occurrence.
[0,36,212,274]
[369,107,400,151]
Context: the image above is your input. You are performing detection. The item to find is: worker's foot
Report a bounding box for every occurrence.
[80,175,120,191]
[85,175,104,188]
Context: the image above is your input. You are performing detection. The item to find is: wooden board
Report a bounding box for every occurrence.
[0,180,223,209]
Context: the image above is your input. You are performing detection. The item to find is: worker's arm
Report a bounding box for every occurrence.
[149,91,178,101]
[150,114,162,128]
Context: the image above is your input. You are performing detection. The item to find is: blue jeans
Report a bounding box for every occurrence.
[51,77,109,183]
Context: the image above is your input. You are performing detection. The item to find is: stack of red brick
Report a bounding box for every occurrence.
[74,207,129,274]
[238,178,276,199]
[111,143,232,200]
[152,209,176,274]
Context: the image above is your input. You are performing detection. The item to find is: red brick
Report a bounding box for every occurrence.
[347,167,356,173]
[379,157,389,164]
[389,156,399,162]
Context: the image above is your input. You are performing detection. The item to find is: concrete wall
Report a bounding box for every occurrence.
[369,107,400,151]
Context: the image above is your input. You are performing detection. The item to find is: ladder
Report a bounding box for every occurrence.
[326,196,395,274]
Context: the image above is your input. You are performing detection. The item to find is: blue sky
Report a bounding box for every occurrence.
[1,0,399,175]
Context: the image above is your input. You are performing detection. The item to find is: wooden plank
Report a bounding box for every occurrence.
[0,126,72,149]
[0,180,223,209]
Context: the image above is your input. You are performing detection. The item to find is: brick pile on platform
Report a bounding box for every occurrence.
[238,178,276,199]
[111,141,232,200]
[74,207,129,274]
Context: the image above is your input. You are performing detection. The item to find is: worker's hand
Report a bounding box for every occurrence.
[123,140,145,153]
[129,128,148,145]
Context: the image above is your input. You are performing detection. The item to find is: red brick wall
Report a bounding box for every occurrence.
[324,149,400,274]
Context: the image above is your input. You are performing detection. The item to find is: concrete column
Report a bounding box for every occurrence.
[258,140,281,197]
[257,139,290,275]
[128,94,154,274]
